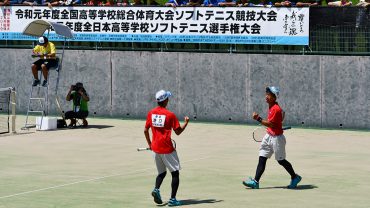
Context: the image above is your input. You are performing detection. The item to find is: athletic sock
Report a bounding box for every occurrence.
[255,156,267,182]
[278,159,296,179]
[171,171,179,199]
[155,171,167,189]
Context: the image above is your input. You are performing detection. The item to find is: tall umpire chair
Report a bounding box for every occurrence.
[21,20,73,130]
[23,56,62,129]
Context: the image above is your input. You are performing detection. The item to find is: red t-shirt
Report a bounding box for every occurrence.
[145,106,180,154]
[267,103,283,136]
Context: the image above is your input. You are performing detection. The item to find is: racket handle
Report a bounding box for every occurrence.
[283,126,292,130]
[137,147,150,151]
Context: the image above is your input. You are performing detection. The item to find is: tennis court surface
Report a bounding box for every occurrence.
[0,116,369,208]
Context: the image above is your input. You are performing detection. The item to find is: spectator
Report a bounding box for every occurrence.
[165,0,188,7]
[44,0,60,8]
[9,0,24,5]
[104,0,116,5]
[218,0,236,6]
[202,0,222,6]
[0,0,10,5]
[187,0,202,6]
[148,0,161,4]
[356,0,369,7]
[328,0,352,6]
[65,82,90,128]
[23,0,41,5]
[275,0,297,6]
[356,0,370,51]
[130,0,142,5]
[84,0,103,6]
[31,36,57,87]
[296,0,321,6]
[246,0,273,6]
[116,0,128,5]
[59,0,82,6]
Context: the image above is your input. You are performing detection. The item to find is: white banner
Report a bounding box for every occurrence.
[0,6,309,45]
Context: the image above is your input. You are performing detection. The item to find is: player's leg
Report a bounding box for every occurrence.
[170,171,179,199]
[31,60,42,86]
[277,159,296,179]
[273,135,302,188]
[31,64,39,80]
[161,151,182,206]
[64,111,76,126]
[76,111,89,127]
[243,134,272,189]
[278,159,302,188]
[40,64,49,86]
[243,156,266,189]
[155,171,167,190]
[152,153,166,204]
[255,156,268,182]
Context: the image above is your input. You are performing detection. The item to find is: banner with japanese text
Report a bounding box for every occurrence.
[0,6,309,45]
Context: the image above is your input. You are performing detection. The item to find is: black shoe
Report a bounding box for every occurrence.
[32,79,40,86]
[42,80,48,87]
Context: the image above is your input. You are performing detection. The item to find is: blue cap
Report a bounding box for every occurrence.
[266,86,280,98]
[155,90,172,102]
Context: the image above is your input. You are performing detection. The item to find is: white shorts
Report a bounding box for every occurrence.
[259,133,286,161]
[153,151,181,174]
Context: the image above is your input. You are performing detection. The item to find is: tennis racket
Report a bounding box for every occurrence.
[252,126,292,142]
[137,139,177,151]
[137,147,151,151]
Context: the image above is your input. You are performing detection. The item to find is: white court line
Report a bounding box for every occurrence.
[0,156,210,200]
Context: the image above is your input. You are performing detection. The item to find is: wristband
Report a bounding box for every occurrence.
[257,117,263,123]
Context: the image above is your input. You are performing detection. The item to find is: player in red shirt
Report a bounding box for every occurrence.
[243,86,301,189]
[144,90,189,206]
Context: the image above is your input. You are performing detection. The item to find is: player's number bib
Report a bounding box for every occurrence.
[152,114,166,127]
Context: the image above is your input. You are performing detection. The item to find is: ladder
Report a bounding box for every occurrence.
[23,57,62,130]
[23,77,49,130]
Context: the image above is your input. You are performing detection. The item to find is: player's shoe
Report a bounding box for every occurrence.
[151,188,163,204]
[42,80,48,87]
[288,174,302,189]
[32,79,40,86]
[82,118,88,127]
[242,177,259,189]
[168,198,181,206]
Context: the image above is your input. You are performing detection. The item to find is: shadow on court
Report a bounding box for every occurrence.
[180,199,224,205]
[155,199,223,206]
[0,131,35,137]
[257,184,318,190]
[82,125,114,129]
[59,125,115,130]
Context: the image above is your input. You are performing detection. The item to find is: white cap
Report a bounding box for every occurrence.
[266,86,280,98]
[155,90,172,102]
[38,36,45,45]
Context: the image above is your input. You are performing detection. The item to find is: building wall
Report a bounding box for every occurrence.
[1,49,368,129]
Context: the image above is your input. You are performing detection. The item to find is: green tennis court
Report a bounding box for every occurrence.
[0,116,369,208]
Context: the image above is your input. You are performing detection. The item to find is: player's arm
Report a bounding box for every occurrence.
[47,43,56,58]
[252,112,277,128]
[174,116,190,135]
[144,127,151,148]
[66,85,74,101]
[78,89,89,101]
[32,46,41,57]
